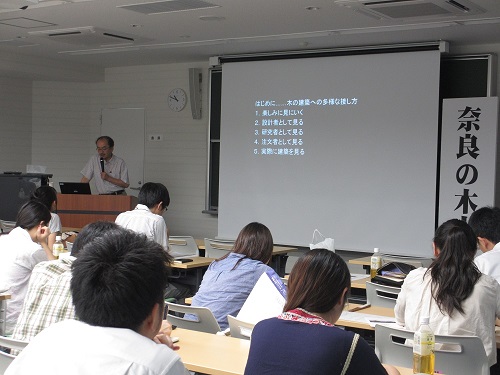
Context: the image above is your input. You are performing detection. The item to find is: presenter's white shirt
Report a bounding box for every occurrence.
[0,227,48,334]
[394,267,500,366]
[80,154,129,194]
[475,242,500,285]
[6,319,189,375]
[115,204,168,249]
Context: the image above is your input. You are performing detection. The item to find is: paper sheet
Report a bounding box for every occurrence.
[237,272,286,325]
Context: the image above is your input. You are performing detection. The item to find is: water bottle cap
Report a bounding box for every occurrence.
[420,317,430,325]
[374,248,379,253]
[56,235,62,241]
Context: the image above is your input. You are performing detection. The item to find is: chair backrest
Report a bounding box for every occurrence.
[168,236,199,259]
[165,301,221,334]
[365,281,401,308]
[0,220,15,234]
[203,238,234,259]
[227,315,255,340]
[375,324,489,375]
[0,336,29,375]
[380,255,432,268]
[0,298,8,336]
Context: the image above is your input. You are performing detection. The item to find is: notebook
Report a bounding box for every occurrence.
[59,182,91,195]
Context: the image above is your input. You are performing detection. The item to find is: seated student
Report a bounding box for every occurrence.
[11,221,122,345]
[468,206,500,284]
[395,219,500,368]
[115,182,190,301]
[244,249,399,375]
[30,185,62,250]
[6,230,189,375]
[0,201,55,335]
[115,182,170,249]
[188,222,285,330]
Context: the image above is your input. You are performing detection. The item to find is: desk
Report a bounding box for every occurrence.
[174,327,418,375]
[0,293,11,336]
[337,303,395,331]
[175,328,249,375]
[349,256,372,273]
[341,303,500,351]
[170,257,215,294]
[351,276,369,289]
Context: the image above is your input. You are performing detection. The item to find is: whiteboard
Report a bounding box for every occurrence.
[101,108,145,196]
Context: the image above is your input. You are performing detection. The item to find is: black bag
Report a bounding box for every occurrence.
[371,262,416,287]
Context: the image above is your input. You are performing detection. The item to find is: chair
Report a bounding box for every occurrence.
[203,238,234,259]
[168,236,200,259]
[0,220,15,234]
[165,301,221,334]
[365,281,401,308]
[0,336,29,374]
[227,315,255,340]
[375,324,489,375]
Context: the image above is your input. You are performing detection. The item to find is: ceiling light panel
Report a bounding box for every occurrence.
[118,0,220,15]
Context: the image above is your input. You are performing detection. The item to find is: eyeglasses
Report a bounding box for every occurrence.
[96,146,110,151]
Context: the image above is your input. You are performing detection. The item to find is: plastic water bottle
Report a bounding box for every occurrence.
[52,235,64,258]
[413,317,435,374]
[370,247,382,279]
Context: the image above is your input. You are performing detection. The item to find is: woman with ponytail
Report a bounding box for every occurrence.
[395,219,500,368]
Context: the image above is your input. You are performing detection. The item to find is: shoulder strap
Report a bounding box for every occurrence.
[340,333,360,375]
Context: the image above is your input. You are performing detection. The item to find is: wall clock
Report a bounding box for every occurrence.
[168,88,187,112]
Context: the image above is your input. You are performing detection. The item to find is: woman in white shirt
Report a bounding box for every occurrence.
[0,200,55,334]
[395,219,500,368]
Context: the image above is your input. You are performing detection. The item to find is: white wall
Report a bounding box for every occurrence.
[18,42,500,241]
[0,77,32,171]
[30,62,218,239]
[31,81,92,183]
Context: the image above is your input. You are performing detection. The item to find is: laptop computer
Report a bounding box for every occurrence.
[59,182,91,195]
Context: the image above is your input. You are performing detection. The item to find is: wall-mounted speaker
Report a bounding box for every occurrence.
[189,68,202,120]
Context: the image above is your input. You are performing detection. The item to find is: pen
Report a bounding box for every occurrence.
[369,320,395,323]
[348,303,371,312]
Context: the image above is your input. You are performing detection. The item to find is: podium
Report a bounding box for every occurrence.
[57,194,137,228]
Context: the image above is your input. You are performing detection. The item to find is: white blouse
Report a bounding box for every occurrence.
[394,267,500,367]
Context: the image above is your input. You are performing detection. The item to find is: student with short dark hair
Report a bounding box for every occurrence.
[30,185,61,249]
[469,206,500,284]
[115,182,170,249]
[244,249,399,375]
[115,182,189,300]
[0,201,55,335]
[6,230,189,375]
[188,222,284,330]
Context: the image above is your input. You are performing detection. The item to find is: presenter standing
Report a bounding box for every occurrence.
[81,136,129,195]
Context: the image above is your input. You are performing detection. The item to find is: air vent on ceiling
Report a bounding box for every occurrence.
[118,0,220,15]
[335,0,484,19]
[28,26,152,46]
[0,0,38,10]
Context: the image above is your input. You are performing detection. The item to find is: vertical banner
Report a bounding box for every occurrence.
[439,97,499,224]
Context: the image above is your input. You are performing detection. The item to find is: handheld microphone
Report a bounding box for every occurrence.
[100,158,105,173]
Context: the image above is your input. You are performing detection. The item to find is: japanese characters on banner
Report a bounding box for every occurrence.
[439,97,499,224]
